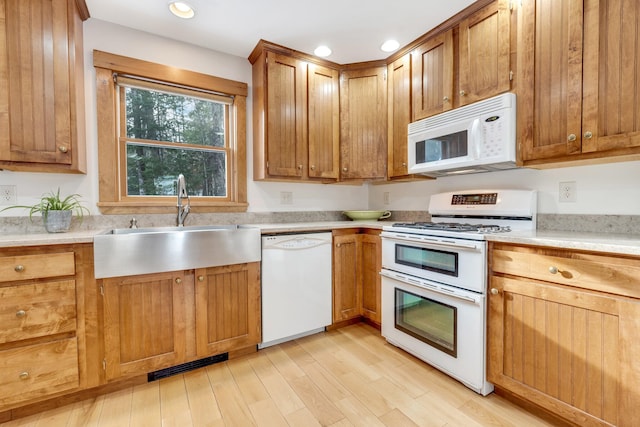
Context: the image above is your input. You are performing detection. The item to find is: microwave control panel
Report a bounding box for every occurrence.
[479,114,508,158]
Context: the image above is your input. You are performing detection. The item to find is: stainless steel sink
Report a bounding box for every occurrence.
[94,225,261,279]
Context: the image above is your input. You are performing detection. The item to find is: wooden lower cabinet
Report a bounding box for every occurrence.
[332,230,381,325]
[195,263,261,356]
[0,244,90,414]
[488,243,640,426]
[102,271,188,380]
[101,262,261,381]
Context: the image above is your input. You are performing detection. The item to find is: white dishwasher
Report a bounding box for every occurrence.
[259,232,332,349]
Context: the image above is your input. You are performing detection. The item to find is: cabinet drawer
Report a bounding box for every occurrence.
[491,246,640,298]
[0,280,77,344]
[0,338,79,408]
[0,252,75,282]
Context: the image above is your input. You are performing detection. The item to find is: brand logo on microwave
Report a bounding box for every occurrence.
[485,115,500,122]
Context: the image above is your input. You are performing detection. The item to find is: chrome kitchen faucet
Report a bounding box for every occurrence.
[176,174,190,227]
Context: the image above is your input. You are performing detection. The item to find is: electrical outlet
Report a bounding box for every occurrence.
[559,181,577,203]
[280,191,293,205]
[0,185,16,205]
[383,192,390,205]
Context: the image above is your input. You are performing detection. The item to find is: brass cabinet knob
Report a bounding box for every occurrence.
[490,288,499,295]
[198,275,204,282]
[402,162,407,167]
[459,90,466,96]
[584,131,593,139]
[443,96,449,102]
[14,264,25,272]
[16,309,26,318]
[58,146,68,153]
[310,165,315,170]
[297,164,303,170]
[567,134,577,142]
[549,266,559,274]
[175,278,182,284]
[19,372,29,380]
[342,167,348,172]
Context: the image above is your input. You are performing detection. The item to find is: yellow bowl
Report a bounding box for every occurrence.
[342,210,391,221]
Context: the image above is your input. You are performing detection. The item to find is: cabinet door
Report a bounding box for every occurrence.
[102,272,187,380]
[308,63,339,180]
[332,234,361,321]
[194,263,261,356]
[339,67,387,180]
[581,0,640,154]
[521,0,584,161]
[0,0,85,172]
[360,233,381,325]
[488,275,640,426]
[265,51,307,177]
[411,30,454,121]
[387,54,412,178]
[458,0,511,106]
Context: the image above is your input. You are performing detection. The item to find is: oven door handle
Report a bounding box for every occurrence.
[380,270,481,304]
[381,232,481,251]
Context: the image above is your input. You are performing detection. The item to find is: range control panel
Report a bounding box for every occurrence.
[451,193,498,205]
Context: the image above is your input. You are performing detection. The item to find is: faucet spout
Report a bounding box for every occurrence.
[176,174,190,227]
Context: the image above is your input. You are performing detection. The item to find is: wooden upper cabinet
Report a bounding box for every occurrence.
[411,0,511,121]
[250,42,340,182]
[308,63,340,179]
[458,0,511,106]
[412,30,454,121]
[520,0,640,164]
[388,54,413,178]
[265,51,307,178]
[339,66,387,180]
[0,0,88,173]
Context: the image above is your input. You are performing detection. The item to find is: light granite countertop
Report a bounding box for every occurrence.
[0,221,387,248]
[486,230,640,257]
[2,221,640,257]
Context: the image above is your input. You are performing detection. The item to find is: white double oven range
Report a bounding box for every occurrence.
[380,189,537,395]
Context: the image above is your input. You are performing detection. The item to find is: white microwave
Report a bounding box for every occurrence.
[408,93,516,177]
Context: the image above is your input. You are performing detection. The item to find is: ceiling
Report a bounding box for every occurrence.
[84,0,477,65]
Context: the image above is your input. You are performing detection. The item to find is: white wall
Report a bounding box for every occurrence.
[369,160,640,215]
[2,18,638,218]
[0,19,368,217]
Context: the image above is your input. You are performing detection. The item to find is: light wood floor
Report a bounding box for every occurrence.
[1,323,559,427]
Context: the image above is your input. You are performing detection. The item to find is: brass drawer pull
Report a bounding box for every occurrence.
[549,266,559,274]
[19,372,29,380]
[490,288,500,295]
[175,278,182,284]
[567,134,577,142]
[16,309,26,318]
[14,264,25,272]
[58,146,69,153]
[198,275,204,282]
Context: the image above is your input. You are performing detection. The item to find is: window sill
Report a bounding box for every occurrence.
[97,201,249,214]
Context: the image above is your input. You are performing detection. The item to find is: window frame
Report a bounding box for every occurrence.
[93,50,248,213]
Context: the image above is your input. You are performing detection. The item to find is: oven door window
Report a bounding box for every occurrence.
[395,244,458,276]
[394,288,457,357]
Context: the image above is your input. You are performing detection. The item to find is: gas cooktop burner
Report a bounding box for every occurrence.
[390,222,512,234]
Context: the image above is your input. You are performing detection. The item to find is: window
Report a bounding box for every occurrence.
[93,51,248,213]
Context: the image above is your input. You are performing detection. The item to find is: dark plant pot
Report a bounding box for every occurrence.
[43,210,73,233]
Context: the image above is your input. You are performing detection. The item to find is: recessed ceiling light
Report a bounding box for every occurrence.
[314,45,332,57]
[169,1,195,19]
[381,40,400,52]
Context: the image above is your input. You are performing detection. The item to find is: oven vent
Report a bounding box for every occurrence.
[147,353,229,382]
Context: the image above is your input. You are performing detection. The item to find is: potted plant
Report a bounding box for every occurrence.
[1,188,89,233]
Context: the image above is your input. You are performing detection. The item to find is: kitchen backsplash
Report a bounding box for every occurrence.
[1,212,638,235]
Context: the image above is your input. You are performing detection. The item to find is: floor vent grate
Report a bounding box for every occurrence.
[147,353,229,382]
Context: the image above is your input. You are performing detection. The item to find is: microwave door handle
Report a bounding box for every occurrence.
[470,118,481,159]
